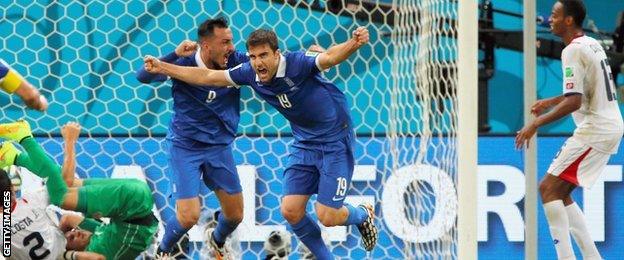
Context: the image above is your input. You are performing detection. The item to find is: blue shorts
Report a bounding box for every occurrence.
[283,133,355,209]
[166,136,242,200]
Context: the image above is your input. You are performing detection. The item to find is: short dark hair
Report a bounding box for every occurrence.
[0,168,11,194]
[246,29,279,51]
[558,0,586,27]
[197,17,229,39]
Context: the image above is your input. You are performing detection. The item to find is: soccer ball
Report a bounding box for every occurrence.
[264,230,292,259]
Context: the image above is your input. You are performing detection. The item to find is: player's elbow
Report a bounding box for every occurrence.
[63,175,74,187]
[570,100,582,111]
[566,98,582,112]
[135,71,152,84]
[565,94,582,109]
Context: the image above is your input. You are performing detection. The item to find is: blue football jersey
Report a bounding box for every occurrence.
[166,51,248,144]
[226,51,352,143]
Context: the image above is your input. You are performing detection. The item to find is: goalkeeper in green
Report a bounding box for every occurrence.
[0,120,158,259]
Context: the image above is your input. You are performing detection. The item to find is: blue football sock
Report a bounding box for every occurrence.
[159,216,189,252]
[213,211,240,247]
[291,214,333,260]
[344,204,368,226]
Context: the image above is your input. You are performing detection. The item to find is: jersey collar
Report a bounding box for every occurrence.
[194,49,208,69]
[255,53,287,82]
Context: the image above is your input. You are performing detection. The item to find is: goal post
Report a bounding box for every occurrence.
[458,0,479,259]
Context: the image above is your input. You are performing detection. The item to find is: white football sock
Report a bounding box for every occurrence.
[566,202,602,260]
[543,200,575,260]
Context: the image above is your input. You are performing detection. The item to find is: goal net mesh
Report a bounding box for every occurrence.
[1,0,459,259]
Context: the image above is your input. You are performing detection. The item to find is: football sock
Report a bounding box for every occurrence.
[344,204,368,226]
[160,216,190,253]
[291,214,333,260]
[566,202,601,259]
[213,211,240,247]
[543,200,575,259]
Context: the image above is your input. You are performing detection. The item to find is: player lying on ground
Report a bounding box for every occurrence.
[515,1,623,259]
[145,27,378,259]
[0,59,48,111]
[0,120,158,259]
[0,168,104,260]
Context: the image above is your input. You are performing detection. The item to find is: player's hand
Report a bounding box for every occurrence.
[530,99,552,116]
[352,26,369,47]
[61,121,81,142]
[175,40,198,57]
[36,95,48,111]
[515,122,538,149]
[144,55,162,74]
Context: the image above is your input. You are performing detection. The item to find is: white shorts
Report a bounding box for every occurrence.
[547,137,611,188]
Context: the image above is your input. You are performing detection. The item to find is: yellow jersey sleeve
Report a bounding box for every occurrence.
[0,61,23,94]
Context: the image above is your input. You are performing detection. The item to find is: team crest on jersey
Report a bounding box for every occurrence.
[566,82,574,89]
[564,67,574,78]
[284,77,295,87]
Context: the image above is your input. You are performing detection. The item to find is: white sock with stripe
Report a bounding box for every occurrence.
[543,200,575,260]
[566,202,602,260]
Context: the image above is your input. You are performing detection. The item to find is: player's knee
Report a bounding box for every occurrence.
[177,209,200,228]
[539,177,562,202]
[281,205,304,224]
[226,210,244,225]
[538,180,547,194]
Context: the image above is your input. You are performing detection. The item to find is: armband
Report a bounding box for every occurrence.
[63,250,77,260]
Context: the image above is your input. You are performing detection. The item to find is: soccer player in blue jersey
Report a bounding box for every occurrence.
[136,17,248,259]
[0,59,48,111]
[144,27,378,259]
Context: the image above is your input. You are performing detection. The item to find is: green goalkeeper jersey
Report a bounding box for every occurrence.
[80,178,158,259]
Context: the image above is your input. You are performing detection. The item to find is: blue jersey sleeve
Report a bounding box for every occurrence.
[135,51,180,83]
[295,51,322,75]
[226,62,254,86]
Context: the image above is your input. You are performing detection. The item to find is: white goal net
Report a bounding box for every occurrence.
[1,0,461,259]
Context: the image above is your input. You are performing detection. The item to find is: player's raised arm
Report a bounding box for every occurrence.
[0,61,48,111]
[317,26,369,70]
[143,55,232,87]
[61,122,83,187]
[135,40,197,83]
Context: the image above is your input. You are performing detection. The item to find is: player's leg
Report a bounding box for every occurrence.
[281,147,332,260]
[539,137,591,260]
[0,121,69,206]
[314,134,377,251]
[564,195,601,260]
[539,174,576,260]
[158,140,205,254]
[201,145,244,256]
[561,148,609,260]
[0,120,54,178]
[282,194,333,260]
